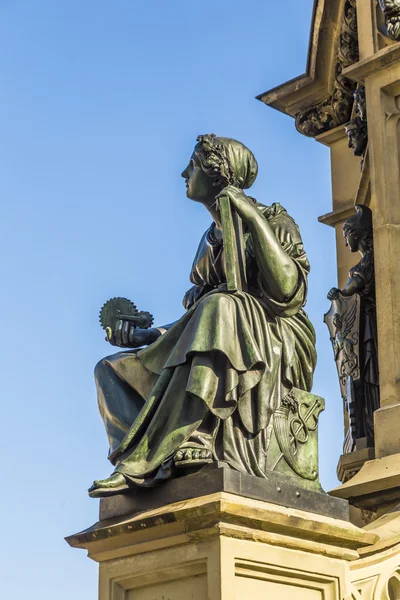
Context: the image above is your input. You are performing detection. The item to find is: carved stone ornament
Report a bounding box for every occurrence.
[345,117,368,156]
[271,388,325,481]
[345,85,368,167]
[295,0,359,137]
[378,0,400,40]
[354,85,367,122]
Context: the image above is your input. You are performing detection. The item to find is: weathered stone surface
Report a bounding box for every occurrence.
[67,491,375,558]
[330,453,400,513]
[337,445,375,483]
[66,490,378,599]
[374,403,400,458]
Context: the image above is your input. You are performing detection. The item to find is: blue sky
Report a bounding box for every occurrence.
[0,1,345,597]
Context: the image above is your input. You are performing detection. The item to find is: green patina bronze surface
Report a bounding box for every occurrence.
[89,134,320,498]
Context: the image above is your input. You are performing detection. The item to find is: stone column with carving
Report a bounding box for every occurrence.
[327,1,400,515]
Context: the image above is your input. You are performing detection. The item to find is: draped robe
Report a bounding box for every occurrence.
[95,202,317,486]
[349,250,379,438]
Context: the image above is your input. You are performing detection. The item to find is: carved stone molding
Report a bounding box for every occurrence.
[295,0,359,137]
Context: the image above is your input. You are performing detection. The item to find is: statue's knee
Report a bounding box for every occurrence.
[202,292,231,311]
[94,357,112,381]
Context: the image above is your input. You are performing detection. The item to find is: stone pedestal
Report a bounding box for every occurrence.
[67,468,376,600]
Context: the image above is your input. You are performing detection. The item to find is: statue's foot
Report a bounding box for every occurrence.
[173,447,213,469]
[88,472,129,498]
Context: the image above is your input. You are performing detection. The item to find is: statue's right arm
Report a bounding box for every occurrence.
[327,274,364,300]
[340,274,365,297]
[109,320,177,348]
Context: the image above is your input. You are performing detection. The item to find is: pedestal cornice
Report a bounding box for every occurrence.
[66,491,377,564]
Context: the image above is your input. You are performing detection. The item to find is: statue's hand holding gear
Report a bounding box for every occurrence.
[108,322,161,348]
[327,287,341,301]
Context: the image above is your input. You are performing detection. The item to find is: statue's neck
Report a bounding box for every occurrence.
[358,242,370,258]
[203,198,222,229]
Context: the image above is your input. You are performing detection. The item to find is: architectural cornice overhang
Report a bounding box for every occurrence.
[257,0,358,137]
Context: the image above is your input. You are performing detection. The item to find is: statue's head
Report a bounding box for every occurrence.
[342,205,373,253]
[181,134,258,203]
[345,118,368,157]
[378,0,400,40]
[379,0,400,16]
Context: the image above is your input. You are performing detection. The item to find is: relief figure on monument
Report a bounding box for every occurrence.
[89,134,319,498]
[378,0,400,40]
[325,205,379,453]
[345,86,368,169]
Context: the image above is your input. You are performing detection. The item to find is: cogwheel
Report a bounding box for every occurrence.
[99,297,138,331]
[135,311,154,329]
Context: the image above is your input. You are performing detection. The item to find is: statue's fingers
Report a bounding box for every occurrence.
[115,319,123,346]
[128,326,136,345]
[122,320,130,345]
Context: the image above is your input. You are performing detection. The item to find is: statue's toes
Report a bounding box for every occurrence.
[88,473,129,497]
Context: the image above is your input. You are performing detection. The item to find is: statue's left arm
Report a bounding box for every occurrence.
[218,186,298,302]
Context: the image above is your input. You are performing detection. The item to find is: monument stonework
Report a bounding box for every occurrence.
[67,2,400,598]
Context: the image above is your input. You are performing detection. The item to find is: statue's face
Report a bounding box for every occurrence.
[344,229,359,253]
[379,0,400,16]
[181,152,217,203]
[347,130,356,153]
[347,128,367,157]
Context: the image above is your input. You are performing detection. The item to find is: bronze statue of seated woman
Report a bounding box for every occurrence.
[89,134,317,497]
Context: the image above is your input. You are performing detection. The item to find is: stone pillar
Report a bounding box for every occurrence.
[329,43,400,513]
[316,126,364,289]
[343,45,400,458]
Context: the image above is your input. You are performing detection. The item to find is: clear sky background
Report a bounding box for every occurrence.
[0,1,347,597]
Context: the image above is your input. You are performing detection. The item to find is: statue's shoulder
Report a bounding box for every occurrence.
[349,249,374,288]
[256,202,302,242]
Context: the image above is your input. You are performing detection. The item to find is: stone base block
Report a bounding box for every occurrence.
[99,464,349,523]
[66,491,376,600]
